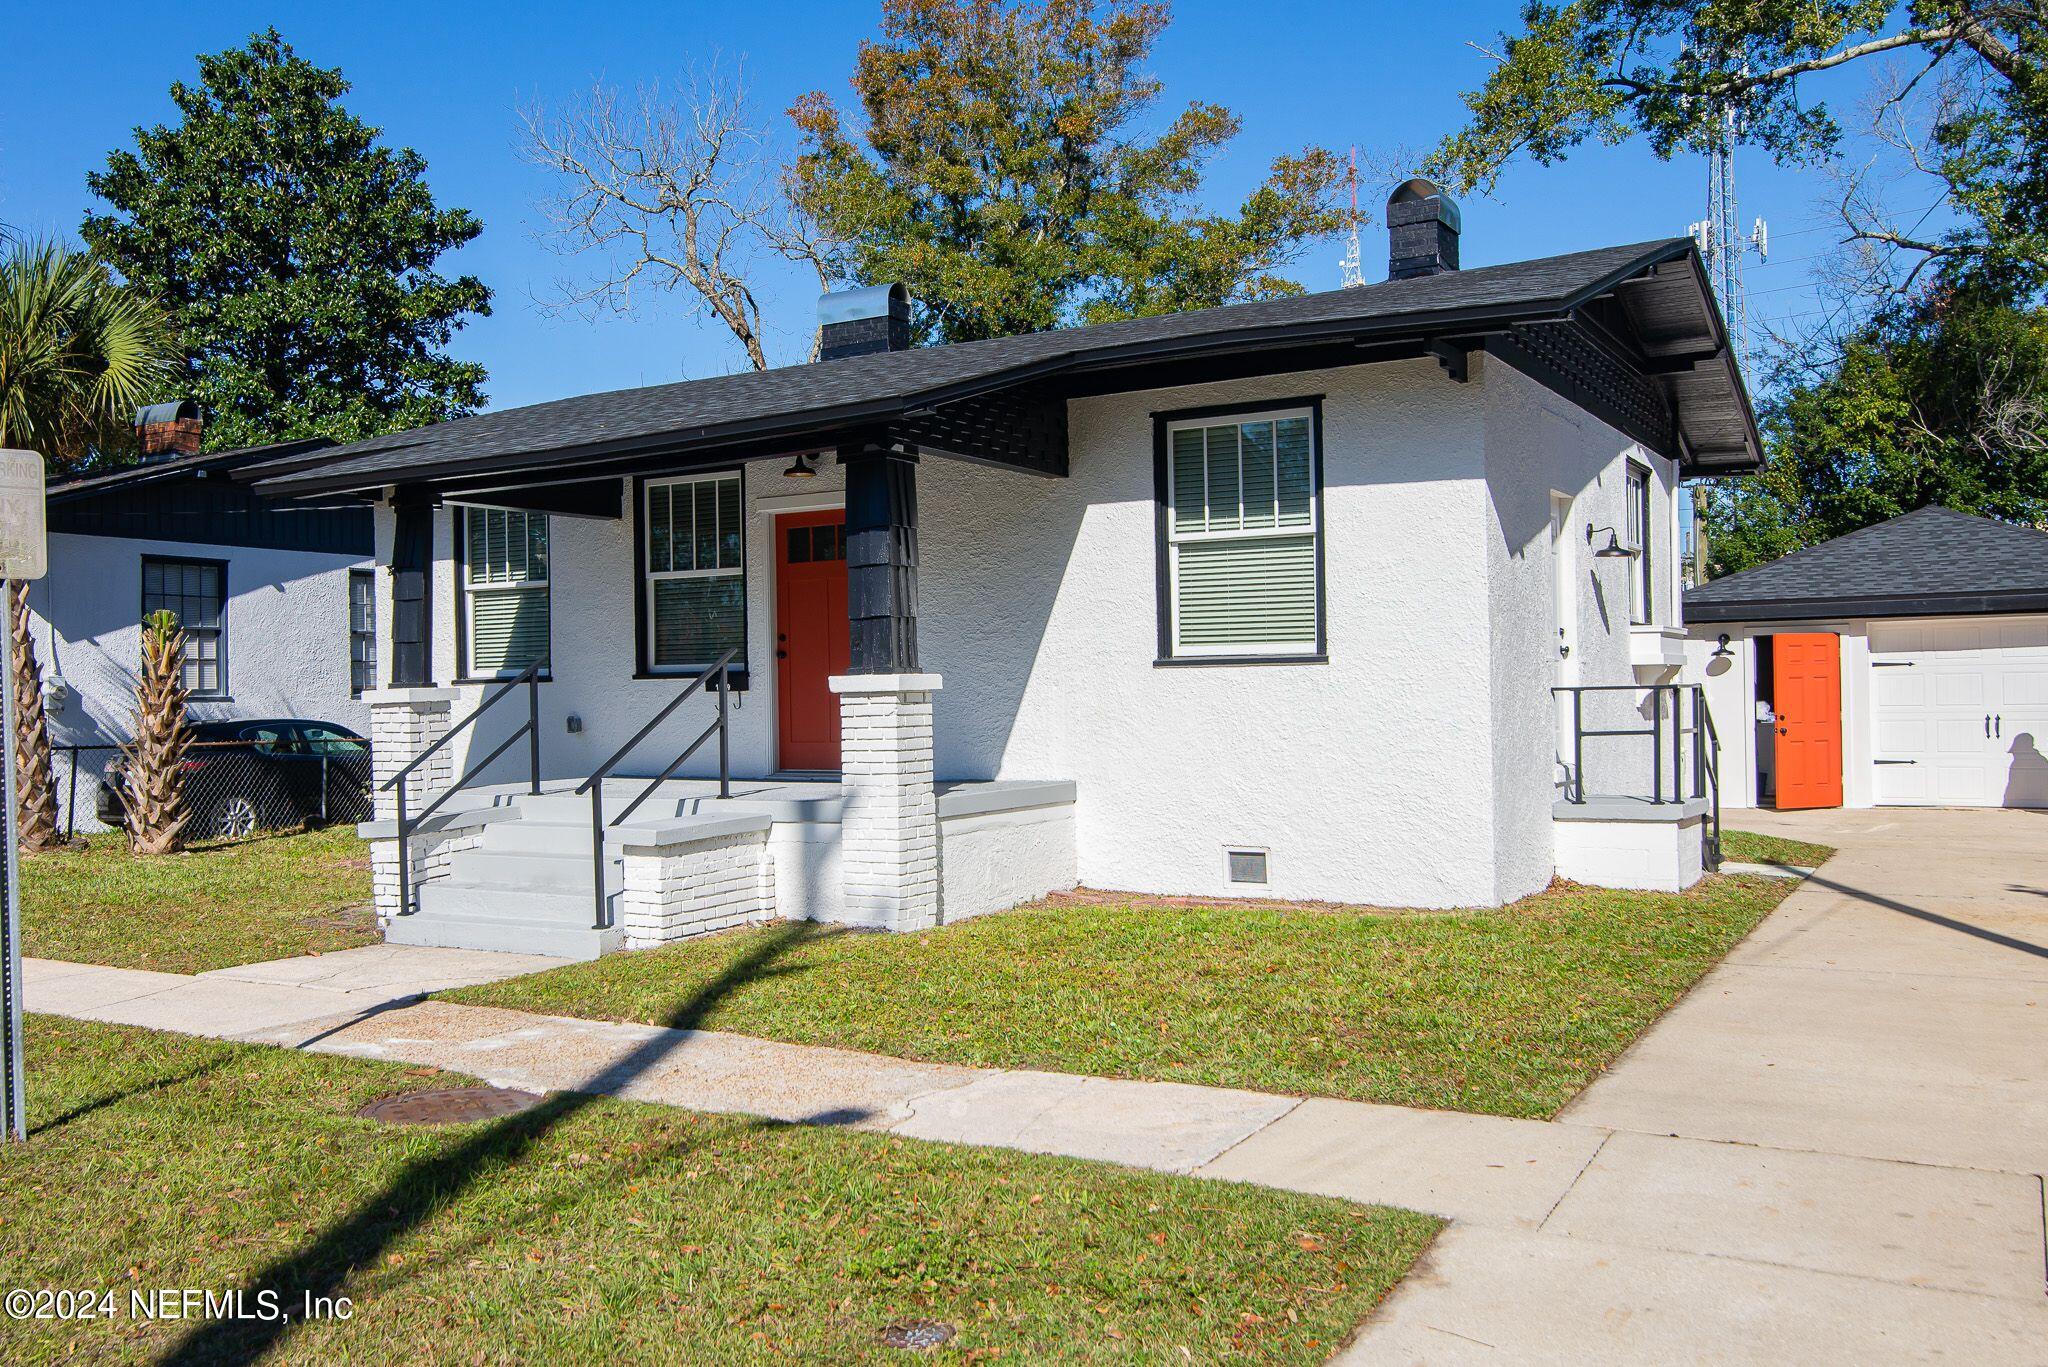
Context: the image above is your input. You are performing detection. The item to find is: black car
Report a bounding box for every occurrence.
[99,719,374,839]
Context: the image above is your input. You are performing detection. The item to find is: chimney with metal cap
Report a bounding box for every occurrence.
[817,283,911,361]
[134,400,202,461]
[1386,178,1461,280]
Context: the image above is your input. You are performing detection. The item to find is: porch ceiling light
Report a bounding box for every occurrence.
[784,454,818,479]
[1586,524,1635,559]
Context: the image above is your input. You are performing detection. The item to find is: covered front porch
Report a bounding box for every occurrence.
[330,288,1080,954]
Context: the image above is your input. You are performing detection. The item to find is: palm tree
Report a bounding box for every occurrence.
[118,611,193,856]
[0,239,180,849]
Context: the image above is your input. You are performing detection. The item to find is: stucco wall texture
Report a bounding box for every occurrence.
[30,530,371,741]
[28,531,372,833]
[385,353,1663,908]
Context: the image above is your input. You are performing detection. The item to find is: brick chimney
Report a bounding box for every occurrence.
[817,284,911,361]
[1386,178,1461,280]
[135,400,202,461]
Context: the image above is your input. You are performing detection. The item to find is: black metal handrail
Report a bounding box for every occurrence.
[573,647,737,931]
[1555,682,1722,870]
[382,659,544,917]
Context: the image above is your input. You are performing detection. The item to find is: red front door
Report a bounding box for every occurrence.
[775,511,850,771]
[1774,632,1843,809]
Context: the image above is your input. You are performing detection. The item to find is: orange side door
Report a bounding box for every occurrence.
[1774,632,1843,809]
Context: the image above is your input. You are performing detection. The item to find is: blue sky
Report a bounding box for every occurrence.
[3,2,1872,414]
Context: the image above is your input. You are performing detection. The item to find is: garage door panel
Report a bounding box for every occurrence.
[1995,619,2048,651]
[1872,670,1926,707]
[1931,671,1987,707]
[1994,667,2048,709]
[1863,615,2048,809]
[1869,622,1927,655]
[1872,761,1928,803]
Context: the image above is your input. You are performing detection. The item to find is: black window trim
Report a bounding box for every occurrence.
[348,567,376,698]
[451,504,554,685]
[1150,394,1328,667]
[140,553,230,698]
[632,468,752,690]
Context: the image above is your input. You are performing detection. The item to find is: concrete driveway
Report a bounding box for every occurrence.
[1336,807,2048,1363]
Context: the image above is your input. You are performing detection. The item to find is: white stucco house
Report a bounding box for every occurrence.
[239,182,1764,958]
[30,408,375,832]
[1685,505,2048,812]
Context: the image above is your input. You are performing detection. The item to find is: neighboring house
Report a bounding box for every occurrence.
[241,181,1763,958]
[29,403,374,831]
[1685,505,2048,811]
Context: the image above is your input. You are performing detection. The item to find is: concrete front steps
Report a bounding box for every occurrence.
[386,798,630,960]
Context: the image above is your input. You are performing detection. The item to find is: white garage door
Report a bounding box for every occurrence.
[1869,616,2048,807]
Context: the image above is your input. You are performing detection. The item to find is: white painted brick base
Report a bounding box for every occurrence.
[369,826,483,926]
[1553,814,1706,893]
[364,687,460,920]
[618,830,776,949]
[830,673,941,932]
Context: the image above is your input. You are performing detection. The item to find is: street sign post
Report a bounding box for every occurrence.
[0,448,47,1143]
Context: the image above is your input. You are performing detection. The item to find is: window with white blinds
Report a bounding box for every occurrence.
[460,507,550,678]
[645,472,746,672]
[1162,407,1322,658]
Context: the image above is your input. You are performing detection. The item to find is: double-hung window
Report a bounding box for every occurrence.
[459,507,551,678]
[1159,403,1323,660]
[644,472,746,674]
[348,569,376,695]
[1625,462,1652,624]
[141,557,226,696]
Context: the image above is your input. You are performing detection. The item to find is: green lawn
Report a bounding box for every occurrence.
[450,875,1799,1120]
[3,1016,1436,1364]
[23,825,376,973]
[1719,829,1836,868]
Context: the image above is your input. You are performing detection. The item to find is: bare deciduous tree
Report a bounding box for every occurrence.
[522,65,840,371]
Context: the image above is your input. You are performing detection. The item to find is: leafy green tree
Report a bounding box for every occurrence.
[1431,2,2046,294]
[1705,286,2048,572]
[790,0,1345,344]
[82,29,491,450]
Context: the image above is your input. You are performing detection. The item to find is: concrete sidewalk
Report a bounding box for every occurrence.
[25,943,569,1040]
[23,808,2048,1364]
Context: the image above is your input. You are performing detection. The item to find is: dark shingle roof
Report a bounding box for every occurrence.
[1686,506,2048,622]
[48,437,334,503]
[249,237,1751,494]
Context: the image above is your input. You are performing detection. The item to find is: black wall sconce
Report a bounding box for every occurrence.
[1711,633,1734,660]
[1586,524,1636,559]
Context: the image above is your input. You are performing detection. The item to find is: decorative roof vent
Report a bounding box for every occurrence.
[1386,178,1461,280]
[817,283,911,361]
[134,399,202,462]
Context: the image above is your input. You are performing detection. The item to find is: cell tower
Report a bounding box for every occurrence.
[1688,108,1768,371]
[1683,107,1768,585]
[1339,146,1365,288]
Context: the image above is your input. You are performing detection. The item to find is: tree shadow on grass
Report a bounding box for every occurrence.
[34,1057,231,1137]
[158,919,839,1366]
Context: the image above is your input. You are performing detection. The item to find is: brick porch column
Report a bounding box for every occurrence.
[829,673,941,932]
[364,686,458,922]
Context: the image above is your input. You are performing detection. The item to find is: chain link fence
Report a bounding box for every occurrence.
[55,738,372,843]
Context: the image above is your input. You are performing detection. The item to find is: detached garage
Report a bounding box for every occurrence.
[1685,506,2048,811]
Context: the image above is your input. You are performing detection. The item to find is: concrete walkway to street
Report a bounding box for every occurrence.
[23,808,2048,1363]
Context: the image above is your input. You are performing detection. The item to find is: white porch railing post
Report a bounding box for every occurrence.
[829,672,941,932]
[364,686,458,922]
